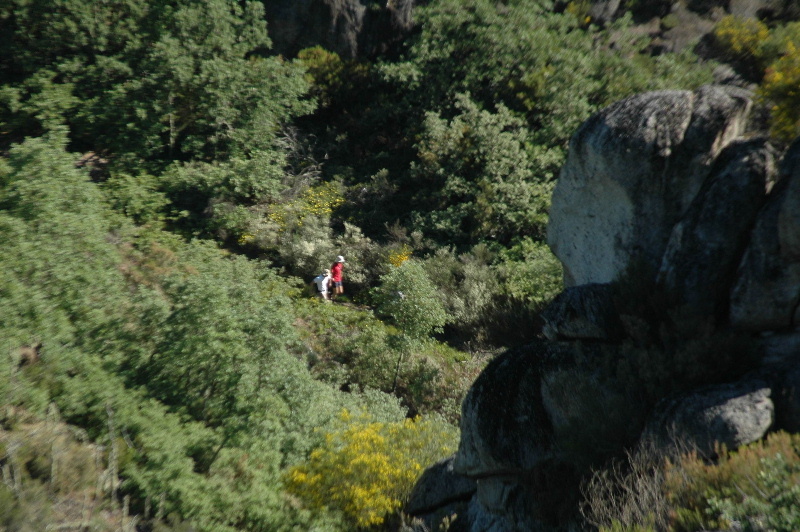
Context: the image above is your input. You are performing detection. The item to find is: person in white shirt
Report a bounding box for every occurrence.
[312,269,332,301]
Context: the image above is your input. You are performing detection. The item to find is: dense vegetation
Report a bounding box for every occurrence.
[1,0,798,530]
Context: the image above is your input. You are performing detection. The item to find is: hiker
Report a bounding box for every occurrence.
[312,269,332,301]
[330,255,345,300]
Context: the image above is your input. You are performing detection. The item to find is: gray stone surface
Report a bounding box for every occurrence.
[466,479,549,532]
[731,139,800,330]
[588,0,622,25]
[643,379,774,456]
[263,0,414,59]
[454,342,563,477]
[465,495,513,532]
[729,0,800,19]
[540,283,623,341]
[548,85,752,287]
[771,362,800,433]
[752,336,800,432]
[406,456,475,515]
[411,80,800,531]
[657,138,776,319]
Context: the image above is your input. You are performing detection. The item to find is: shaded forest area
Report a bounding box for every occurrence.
[1,0,799,530]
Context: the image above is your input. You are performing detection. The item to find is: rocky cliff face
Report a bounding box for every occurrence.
[408,86,800,531]
[262,0,800,63]
[263,0,415,59]
[582,0,800,61]
[547,85,753,288]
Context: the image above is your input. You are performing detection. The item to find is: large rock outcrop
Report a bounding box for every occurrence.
[547,85,751,287]
[730,138,800,330]
[406,456,475,532]
[409,84,800,530]
[263,0,414,59]
[642,379,774,457]
[657,138,776,319]
[580,0,800,56]
[728,0,800,19]
[540,283,623,341]
[454,342,564,478]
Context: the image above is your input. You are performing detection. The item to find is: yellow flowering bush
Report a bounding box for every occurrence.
[387,245,412,268]
[237,232,255,245]
[565,1,592,26]
[266,181,344,232]
[284,409,458,528]
[759,42,800,142]
[712,16,800,143]
[713,15,769,60]
[303,181,345,217]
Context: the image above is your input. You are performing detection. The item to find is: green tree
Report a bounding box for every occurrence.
[410,93,553,245]
[334,0,715,250]
[0,130,128,354]
[126,0,313,160]
[372,260,448,340]
[0,0,313,162]
[386,0,713,147]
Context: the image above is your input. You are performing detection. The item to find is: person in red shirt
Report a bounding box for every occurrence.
[330,255,345,300]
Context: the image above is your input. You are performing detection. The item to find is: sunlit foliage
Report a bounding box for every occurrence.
[713,15,769,60]
[712,16,800,142]
[285,409,458,528]
[372,260,449,340]
[759,41,800,142]
[665,432,800,532]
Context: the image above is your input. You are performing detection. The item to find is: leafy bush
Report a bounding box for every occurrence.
[711,16,800,142]
[713,15,770,63]
[285,409,458,529]
[409,93,553,246]
[420,246,500,347]
[0,131,455,531]
[584,433,800,532]
[297,46,371,111]
[759,42,800,143]
[664,432,800,532]
[296,298,483,422]
[419,240,561,347]
[0,68,78,139]
[102,171,170,226]
[372,260,448,340]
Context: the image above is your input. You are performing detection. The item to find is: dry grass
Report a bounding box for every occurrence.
[0,406,139,531]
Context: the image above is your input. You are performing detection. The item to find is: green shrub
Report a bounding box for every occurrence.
[665,432,800,532]
[660,14,679,31]
[712,16,800,141]
[284,409,458,529]
[409,94,552,246]
[713,15,769,62]
[296,298,483,422]
[297,46,370,111]
[420,240,561,347]
[102,171,169,226]
[421,246,501,346]
[372,260,448,340]
[706,454,800,531]
[0,482,52,531]
[758,42,800,143]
